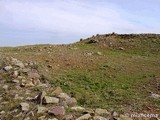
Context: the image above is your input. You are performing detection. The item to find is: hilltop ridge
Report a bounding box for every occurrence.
[77,33,160,56]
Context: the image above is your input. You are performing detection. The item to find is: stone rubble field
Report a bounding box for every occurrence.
[0,57,134,120]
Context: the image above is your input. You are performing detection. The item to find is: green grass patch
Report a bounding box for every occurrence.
[49,69,154,111]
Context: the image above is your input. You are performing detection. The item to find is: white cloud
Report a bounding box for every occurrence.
[0,0,154,35]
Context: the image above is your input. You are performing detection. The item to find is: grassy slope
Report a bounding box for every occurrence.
[0,34,160,113]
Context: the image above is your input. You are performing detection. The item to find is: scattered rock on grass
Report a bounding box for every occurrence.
[0,111,5,115]
[65,97,77,107]
[38,116,46,120]
[43,96,59,104]
[95,108,110,116]
[24,117,30,120]
[20,102,29,112]
[51,87,63,95]
[4,65,12,71]
[48,118,58,120]
[71,106,85,112]
[97,52,102,55]
[120,115,133,120]
[25,81,35,87]
[13,71,19,77]
[113,111,119,117]
[15,94,24,100]
[37,106,48,114]
[63,114,74,120]
[76,114,91,120]
[57,93,70,100]
[119,47,125,50]
[151,93,160,99]
[94,116,108,120]
[12,79,19,83]
[48,106,65,116]
[3,85,9,91]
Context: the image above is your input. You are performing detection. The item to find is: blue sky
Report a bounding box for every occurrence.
[0,0,160,46]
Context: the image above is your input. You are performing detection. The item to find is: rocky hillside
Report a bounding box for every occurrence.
[0,33,160,120]
[0,57,134,120]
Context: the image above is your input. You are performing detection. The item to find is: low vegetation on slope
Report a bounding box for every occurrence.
[0,34,160,118]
